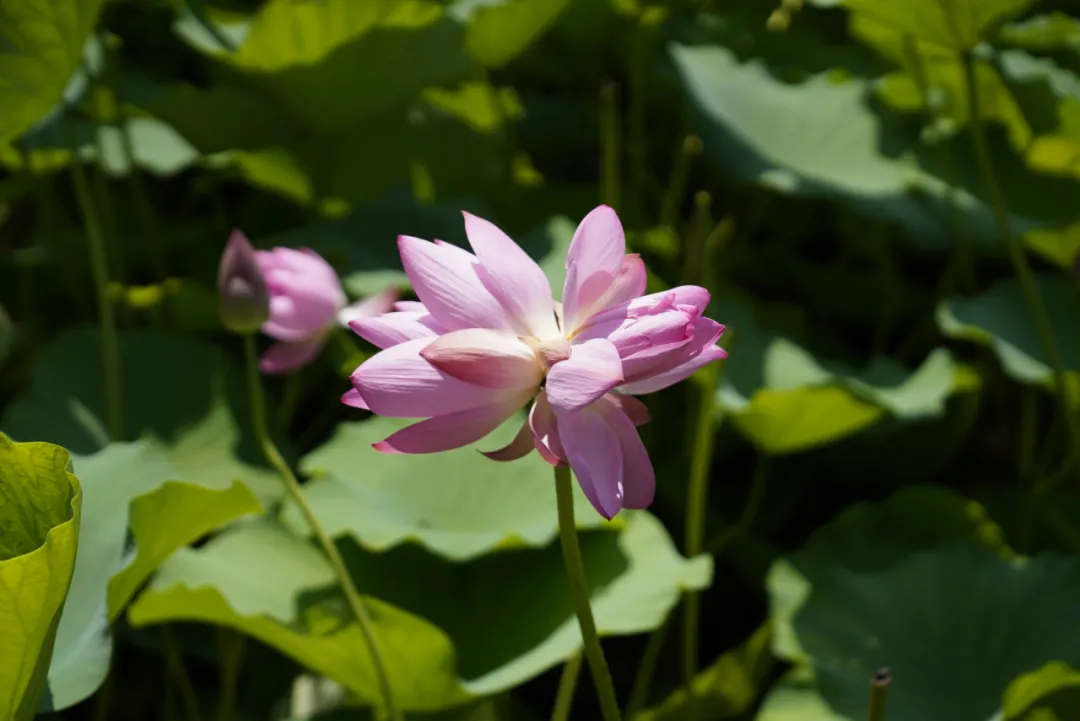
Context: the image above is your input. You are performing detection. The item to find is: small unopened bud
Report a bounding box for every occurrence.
[217,230,269,335]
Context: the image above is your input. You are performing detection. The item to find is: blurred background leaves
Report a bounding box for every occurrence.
[3,0,1080,719]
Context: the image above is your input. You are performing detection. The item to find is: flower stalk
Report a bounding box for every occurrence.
[241,334,402,721]
[554,464,622,721]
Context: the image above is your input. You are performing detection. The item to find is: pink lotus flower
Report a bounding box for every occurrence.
[345,206,727,519]
[255,246,398,374]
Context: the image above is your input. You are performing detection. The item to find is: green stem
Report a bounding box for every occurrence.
[867,669,891,721]
[624,613,671,719]
[71,160,123,439]
[242,335,402,721]
[163,627,204,721]
[660,137,702,230]
[216,627,245,721]
[600,82,621,211]
[549,653,583,721]
[706,453,770,556]
[962,51,1080,487]
[681,359,718,701]
[553,465,622,721]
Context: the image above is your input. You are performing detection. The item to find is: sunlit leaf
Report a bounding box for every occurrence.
[937,275,1080,397]
[635,625,774,721]
[289,416,612,561]
[130,512,709,708]
[462,0,571,68]
[0,434,81,720]
[841,0,1035,52]
[0,0,107,144]
[1001,662,1080,721]
[43,442,260,711]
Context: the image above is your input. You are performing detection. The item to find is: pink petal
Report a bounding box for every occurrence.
[349,311,441,349]
[596,400,655,508]
[603,392,651,426]
[262,293,337,341]
[336,286,399,327]
[397,235,515,333]
[351,337,515,417]
[577,307,694,357]
[420,329,543,390]
[341,388,369,409]
[556,405,624,519]
[562,206,626,330]
[606,254,648,307]
[529,391,565,466]
[259,337,325,374]
[372,394,530,454]
[623,317,725,384]
[394,300,426,312]
[620,345,728,395]
[481,418,536,462]
[545,338,624,413]
[463,212,560,339]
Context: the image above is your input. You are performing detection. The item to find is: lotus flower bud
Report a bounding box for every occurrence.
[217,230,269,334]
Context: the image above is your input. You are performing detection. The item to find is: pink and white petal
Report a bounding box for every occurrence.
[394,300,426,312]
[397,235,514,333]
[603,392,651,426]
[482,417,536,462]
[259,337,326,374]
[351,337,510,417]
[529,391,566,466]
[420,329,543,390]
[463,212,559,339]
[349,311,440,349]
[341,387,369,410]
[620,345,728,395]
[262,296,324,341]
[545,338,624,412]
[603,254,648,309]
[336,287,400,327]
[596,401,654,508]
[622,317,725,383]
[556,406,625,520]
[372,394,530,455]
[562,206,627,330]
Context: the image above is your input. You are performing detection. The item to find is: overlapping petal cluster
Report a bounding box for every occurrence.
[346,206,726,519]
[255,246,397,373]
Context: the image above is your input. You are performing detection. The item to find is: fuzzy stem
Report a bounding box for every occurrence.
[242,334,402,721]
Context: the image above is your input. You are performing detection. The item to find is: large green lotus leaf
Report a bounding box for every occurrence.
[937,275,1080,396]
[1,327,282,504]
[668,43,989,252]
[667,43,1077,253]
[0,0,106,144]
[716,294,969,454]
[759,486,1080,721]
[755,667,846,721]
[460,0,571,68]
[199,0,470,136]
[635,625,774,721]
[0,435,81,720]
[42,442,260,711]
[1001,662,1080,721]
[288,416,611,561]
[841,0,1035,51]
[131,511,709,707]
[128,518,471,712]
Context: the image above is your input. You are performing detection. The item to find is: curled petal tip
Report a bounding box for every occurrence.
[372,440,403,454]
